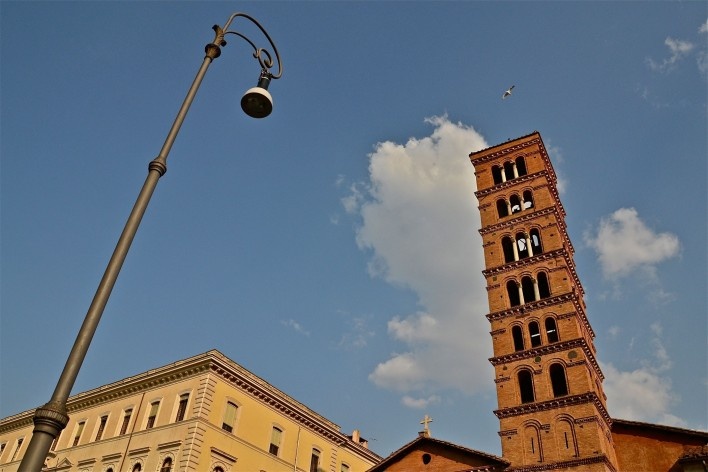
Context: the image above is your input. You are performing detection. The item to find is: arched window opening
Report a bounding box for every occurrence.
[515,156,527,177]
[160,457,173,472]
[507,281,521,307]
[213,468,225,472]
[132,464,142,472]
[310,448,321,472]
[516,233,530,259]
[107,469,114,472]
[492,165,503,185]
[545,318,559,343]
[497,199,509,218]
[502,237,516,263]
[521,276,535,303]
[537,272,551,299]
[523,425,542,463]
[510,194,522,214]
[530,229,543,255]
[529,322,542,347]
[518,370,535,403]
[512,326,525,351]
[504,161,516,180]
[550,364,569,397]
[523,190,534,209]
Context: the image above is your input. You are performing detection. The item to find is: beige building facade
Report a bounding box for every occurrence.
[0,350,380,472]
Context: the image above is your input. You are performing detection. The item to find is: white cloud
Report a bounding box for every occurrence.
[281,319,310,336]
[699,19,708,34]
[647,37,695,72]
[584,207,680,280]
[602,322,685,427]
[346,116,494,402]
[402,395,441,409]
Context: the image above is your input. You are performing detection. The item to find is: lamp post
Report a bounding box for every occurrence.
[18,12,282,472]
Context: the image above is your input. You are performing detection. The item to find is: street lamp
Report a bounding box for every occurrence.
[18,12,282,472]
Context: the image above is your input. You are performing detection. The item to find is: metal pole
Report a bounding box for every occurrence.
[18,46,221,472]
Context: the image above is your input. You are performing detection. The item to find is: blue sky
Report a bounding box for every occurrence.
[1,1,706,458]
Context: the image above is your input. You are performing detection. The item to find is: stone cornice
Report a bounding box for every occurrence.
[507,454,617,472]
[494,392,612,428]
[482,249,584,300]
[485,292,596,339]
[488,338,604,381]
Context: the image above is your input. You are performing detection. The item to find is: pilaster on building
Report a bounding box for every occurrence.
[470,132,620,471]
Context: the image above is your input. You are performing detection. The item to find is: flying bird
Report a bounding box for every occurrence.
[502,85,515,99]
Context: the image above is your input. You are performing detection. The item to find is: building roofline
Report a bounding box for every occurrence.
[611,418,708,439]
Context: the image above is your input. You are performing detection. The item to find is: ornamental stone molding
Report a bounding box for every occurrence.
[494,392,612,428]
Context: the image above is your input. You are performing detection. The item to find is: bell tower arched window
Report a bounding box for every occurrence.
[492,165,504,184]
[521,276,535,303]
[529,321,542,347]
[497,199,509,218]
[523,190,534,209]
[504,161,516,180]
[510,194,522,214]
[512,326,525,351]
[507,280,521,307]
[545,318,559,343]
[518,370,535,403]
[515,156,527,176]
[537,272,551,299]
[502,236,516,263]
[550,363,569,397]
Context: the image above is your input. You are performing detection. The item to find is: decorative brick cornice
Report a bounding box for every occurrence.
[508,454,617,472]
[474,171,547,199]
[486,292,595,339]
[488,338,604,381]
[494,392,612,428]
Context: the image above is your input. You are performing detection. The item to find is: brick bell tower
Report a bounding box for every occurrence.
[469,132,619,471]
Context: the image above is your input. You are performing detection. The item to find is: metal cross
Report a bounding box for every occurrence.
[420,414,433,435]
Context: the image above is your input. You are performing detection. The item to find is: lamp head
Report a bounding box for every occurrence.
[241,73,273,118]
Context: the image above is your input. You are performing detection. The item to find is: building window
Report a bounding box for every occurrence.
[160,457,173,472]
[269,426,282,456]
[523,425,542,462]
[512,325,525,351]
[507,280,521,307]
[120,409,133,435]
[521,276,535,303]
[72,421,85,447]
[537,272,551,299]
[515,156,527,176]
[545,318,559,343]
[530,228,542,254]
[132,463,142,472]
[529,321,542,348]
[518,370,535,403]
[510,194,522,214]
[95,415,108,441]
[0,442,6,459]
[146,401,160,429]
[523,190,534,209]
[341,463,350,472]
[310,448,321,472]
[492,165,504,184]
[502,236,516,263]
[504,161,516,180]
[10,438,23,462]
[222,401,238,433]
[213,468,224,472]
[106,469,114,472]
[175,393,189,422]
[50,435,59,451]
[550,363,569,397]
[497,198,509,218]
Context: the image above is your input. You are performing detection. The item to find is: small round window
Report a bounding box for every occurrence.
[422,453,431,465]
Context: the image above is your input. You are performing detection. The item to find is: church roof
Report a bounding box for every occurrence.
[367,433,509,472]
[611,418,708,440]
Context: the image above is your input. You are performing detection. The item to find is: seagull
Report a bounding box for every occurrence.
[502,85,515,99]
